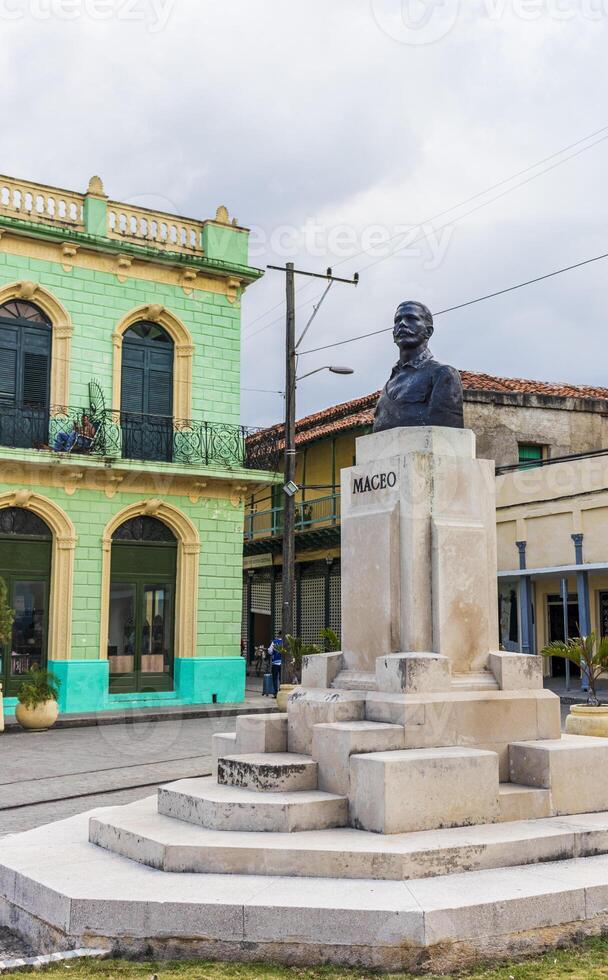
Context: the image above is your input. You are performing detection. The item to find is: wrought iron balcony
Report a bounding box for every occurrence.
[0,404,281,472]
[245,493,341,540]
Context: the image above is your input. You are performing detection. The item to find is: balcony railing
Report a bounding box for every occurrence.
[245,493,341,540]
[0,404,280,472]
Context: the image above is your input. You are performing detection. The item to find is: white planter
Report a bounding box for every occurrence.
[15,699,58,732]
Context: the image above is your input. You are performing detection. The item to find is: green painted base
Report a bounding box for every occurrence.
[48,659,109,714]
[3,658,246,719]
[175,657,245,704]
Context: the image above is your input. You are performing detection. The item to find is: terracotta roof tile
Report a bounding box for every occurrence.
[249,370,608,452]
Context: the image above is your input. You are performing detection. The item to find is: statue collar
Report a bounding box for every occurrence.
[392,347,434,375]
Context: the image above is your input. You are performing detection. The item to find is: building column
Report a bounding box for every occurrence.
[516,541,533,655]
[572,533,591,691]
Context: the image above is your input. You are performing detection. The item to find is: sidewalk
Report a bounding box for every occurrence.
[2,676,276,733]
[544,676,608,705]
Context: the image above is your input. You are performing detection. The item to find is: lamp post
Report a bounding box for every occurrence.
[281,358,353,649]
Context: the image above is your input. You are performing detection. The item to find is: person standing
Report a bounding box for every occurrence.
[268,631,283,698]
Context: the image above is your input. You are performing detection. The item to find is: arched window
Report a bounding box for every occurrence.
[108,515,177,693]
[0,507,52,695]
[120,321,174,462]
[0,301,52,449]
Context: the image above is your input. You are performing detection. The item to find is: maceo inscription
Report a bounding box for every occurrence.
[352,471,397,494]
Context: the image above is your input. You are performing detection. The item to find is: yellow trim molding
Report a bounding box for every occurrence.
[100,499,200,662]
[0,232,242,299]
[0,281,72,407]
[0,490,76,662]
[112,305,194,420]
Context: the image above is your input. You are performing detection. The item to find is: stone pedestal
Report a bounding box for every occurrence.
[340,427,498,674]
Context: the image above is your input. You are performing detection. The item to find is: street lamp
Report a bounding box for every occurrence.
[296,365,354,383]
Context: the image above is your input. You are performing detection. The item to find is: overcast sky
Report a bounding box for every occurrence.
[2,0,607,426]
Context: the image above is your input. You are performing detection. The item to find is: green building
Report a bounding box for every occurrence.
[0,172,278,717]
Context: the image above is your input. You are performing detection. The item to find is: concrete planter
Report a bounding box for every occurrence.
[15,699,58,732]
[276,684,298,712]
[565,704,608,737]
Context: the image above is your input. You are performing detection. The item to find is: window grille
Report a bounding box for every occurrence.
[251,571,272,615]
[299,562,326,645]
[329,561,342,641]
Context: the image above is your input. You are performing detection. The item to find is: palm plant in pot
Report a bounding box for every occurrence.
[542,633,608,737]
[277,634,321,711]
[16,665,61,732]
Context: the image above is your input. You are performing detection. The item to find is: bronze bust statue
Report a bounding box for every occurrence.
[373,301,464,432]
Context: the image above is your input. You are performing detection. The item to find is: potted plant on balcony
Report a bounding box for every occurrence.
[542,633,608,736]
[15,665,61,732]
[277,634,321,711]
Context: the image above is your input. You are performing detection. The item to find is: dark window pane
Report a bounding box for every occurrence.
[112,516,176,543]
[0,508,51,538]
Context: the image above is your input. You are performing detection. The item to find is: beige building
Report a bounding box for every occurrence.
[497,450,608,684]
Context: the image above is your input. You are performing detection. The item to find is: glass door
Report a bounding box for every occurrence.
[108,578,175,693]
[0,576,49,697]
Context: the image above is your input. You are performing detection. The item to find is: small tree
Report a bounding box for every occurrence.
[542,633,608,706]
[0,577,14,652]
[320,627,340,652]
[283,634,321,684]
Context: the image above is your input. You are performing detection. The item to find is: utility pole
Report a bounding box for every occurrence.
[282,262,297,641]
[267,263,359,678]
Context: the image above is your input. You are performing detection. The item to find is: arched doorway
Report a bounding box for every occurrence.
[0,507,52,696]
[0,300,52,450]
[120,320,174,463]
[107,515,177,693]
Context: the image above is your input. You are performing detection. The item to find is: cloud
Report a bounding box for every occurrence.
[0,0,607,427]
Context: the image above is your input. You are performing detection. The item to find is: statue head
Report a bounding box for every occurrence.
[393,301,434,353]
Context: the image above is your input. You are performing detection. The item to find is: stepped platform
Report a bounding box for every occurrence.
[90,794,608,880]
[6,809,608,972]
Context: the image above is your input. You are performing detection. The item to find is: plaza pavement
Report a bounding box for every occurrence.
[0,679,273,837]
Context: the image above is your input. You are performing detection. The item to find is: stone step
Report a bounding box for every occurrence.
[350,746,500,834]
[451,671,499,692]
[158,777,348,832]
[235,713,287,754]
[509,734,608,816]
[288,688,366,755]
[331,670,378,692]
[312,720,405,796]
[91,795,608,881]
[217,753,318,793]
[211,732,237,777]
[497,783,552,822]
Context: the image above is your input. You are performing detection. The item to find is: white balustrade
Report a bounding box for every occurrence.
[107,204,203,254]
[0,175,84,228]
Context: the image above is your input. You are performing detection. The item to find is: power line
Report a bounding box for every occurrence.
[242,387,284,395]
[241,123,608,340]
[299,247,608,356]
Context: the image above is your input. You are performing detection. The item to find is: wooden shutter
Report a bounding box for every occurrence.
[121,344,146,414]
[149,349,173,418]
[0,325,18,404]
[22,328,50,408]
